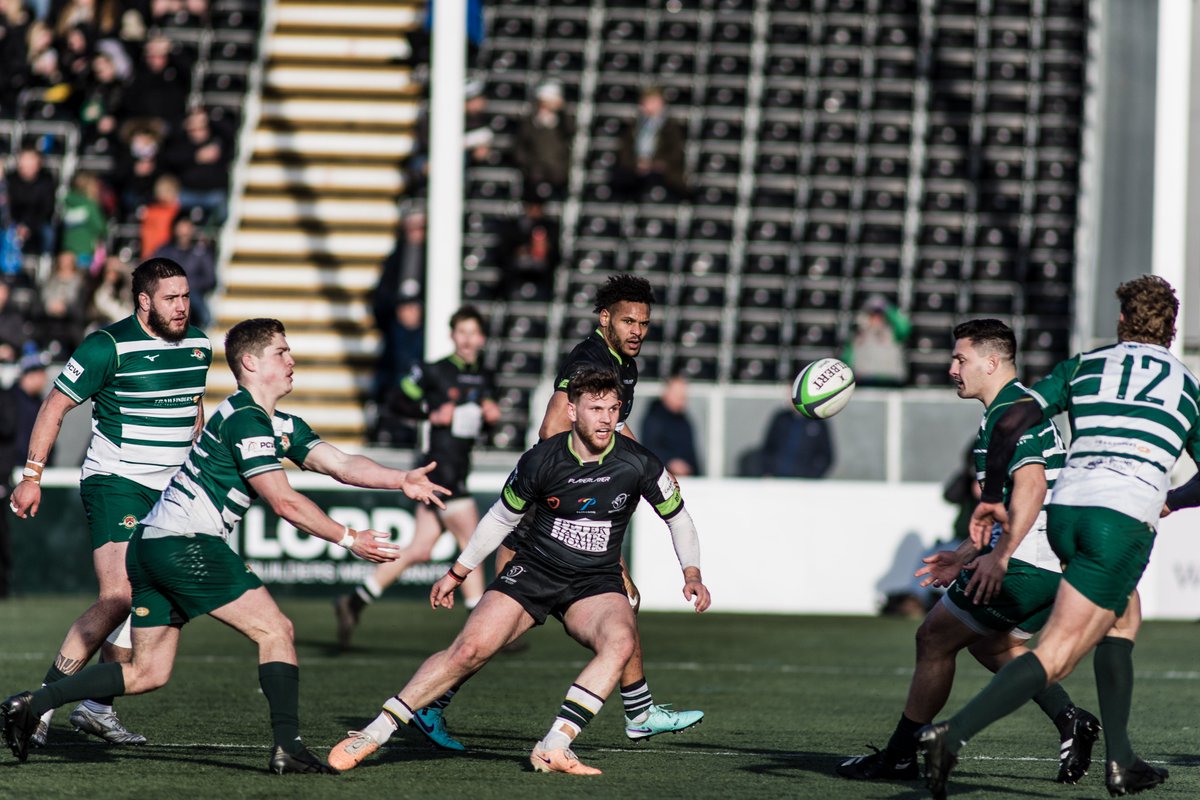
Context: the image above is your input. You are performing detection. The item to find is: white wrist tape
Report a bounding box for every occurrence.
[337,526,355,549]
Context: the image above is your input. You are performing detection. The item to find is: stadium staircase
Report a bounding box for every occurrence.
[208,0,422,445]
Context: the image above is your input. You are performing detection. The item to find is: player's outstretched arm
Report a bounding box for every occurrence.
[964,463,1046,604]
[10,388,78,519]
[247,470,400,562]
[302,442,449,508]
[915,539,977,588]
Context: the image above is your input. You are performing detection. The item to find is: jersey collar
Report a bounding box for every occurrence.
[449,353,476,370]
[594,328,623,366]
[567,430,617,466]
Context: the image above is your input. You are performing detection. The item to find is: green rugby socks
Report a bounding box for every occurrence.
[946,652,1048,752]
[258,662,302,755]
[31,662,126,716]
[1094,636,1136,767]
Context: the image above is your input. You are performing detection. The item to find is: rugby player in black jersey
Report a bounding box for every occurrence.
[328,367,710,775]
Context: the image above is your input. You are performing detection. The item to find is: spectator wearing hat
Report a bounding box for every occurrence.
[372,211,427,402]
[151,209,215,327]
[0,351,48,597]
[842,295,911,387]
[514,80,574,203]
[615,86,688,202]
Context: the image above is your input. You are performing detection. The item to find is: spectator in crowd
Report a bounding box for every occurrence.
[0,351,49,598]
[60,170,108,270]
[372,211,426,399]
[616,86,688,202]
[149,0,210,28]
[25,20,63,95]
[87,254,129,329]
[745,408,834,479]
[39,250,87,354]
[140,172,179,257]
[120,35,190,131]
[6,146,57,256]
[497,201,558,301]
[514,80,574,203]
[55,0,120,40]
[842,295,911,387]
[641,374,702,477]
[58,23,94,101]
[163,106,232,223]
[405,80,492,198]
[0,281,29,363]
[78,43,129,150]
[113,118,164,213]
[151,209,214,327]
[0,0,33,114]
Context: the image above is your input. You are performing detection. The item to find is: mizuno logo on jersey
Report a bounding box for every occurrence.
[144,354,160,361]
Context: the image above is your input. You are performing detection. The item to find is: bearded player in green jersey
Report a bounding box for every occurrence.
[9,258,209,746]
[921,276,1197,798]
[1,318,448,772]
[837,319,1099,784]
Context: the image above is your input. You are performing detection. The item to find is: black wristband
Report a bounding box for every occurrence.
[446,568,467,583]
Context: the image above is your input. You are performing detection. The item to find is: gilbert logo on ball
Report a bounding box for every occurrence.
[792,358,856,419]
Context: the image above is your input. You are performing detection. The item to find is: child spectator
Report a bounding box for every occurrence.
[60,170,108,270]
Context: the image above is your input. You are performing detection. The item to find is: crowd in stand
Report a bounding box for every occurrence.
[0,0,227,362]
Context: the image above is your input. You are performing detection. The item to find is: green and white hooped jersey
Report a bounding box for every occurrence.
[142,388,323,540]
[54,316,212,491]
[974,379,1066,572]
[1028,341,1200,525]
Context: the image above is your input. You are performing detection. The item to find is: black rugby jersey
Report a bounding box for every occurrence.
[499,431,683,572]
[399,354,496,474]
[554,329,638,429]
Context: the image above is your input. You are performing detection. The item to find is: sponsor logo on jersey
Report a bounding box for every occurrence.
[279,434,291,452]
[568,476,611,484]
[546,496,560,509]
[134,607,150,617]
[577,497,596,511]
[549,517,612,553]
[122,514,138,529]
[62,358,84,382]
[500,565,526,585]
[191,348,205,360]
[144,354,160,361]
[236,436,277,458]
[611,493,629,511]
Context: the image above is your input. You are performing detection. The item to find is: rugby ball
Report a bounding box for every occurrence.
[792,358,855,419]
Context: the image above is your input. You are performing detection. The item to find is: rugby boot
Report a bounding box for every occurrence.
[1,692,35,762]
[412,707,466,751]
[268,744,337,774]
[69,703,147,744]
[30,708,53,748]
[917,722,958,800]
[625,704,703,740]
[836,745,920,780]
[530,741,602,775]
[1106,757,1168,796]
[1056,705,1102,784]
[327,730,380,772]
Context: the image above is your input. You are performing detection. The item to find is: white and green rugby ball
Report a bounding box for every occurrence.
[792,358,856,419]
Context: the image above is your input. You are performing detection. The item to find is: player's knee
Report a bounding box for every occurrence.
[914,617,939,658]
[604,627,637,664]
[448,638,490,672]
[128,661,172,693]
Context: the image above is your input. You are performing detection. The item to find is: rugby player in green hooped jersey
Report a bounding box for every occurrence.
[837,319,1099,785]
[921,276,1200,799]
[9,258,207,747]
[2,318,449,773]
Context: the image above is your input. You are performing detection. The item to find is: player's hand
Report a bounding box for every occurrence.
[620,562,642,614]
[481,399,502,425]
[963,550,1008,605]
[348,529,401,563]
[915,550,963,588]
[682,567,710,613]
[402,461,450,509]
[1161,503,1173,518]
[428,402,455,426]
[430,573,461,610]
[969,501,1008,550]
[9,481,41,519]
